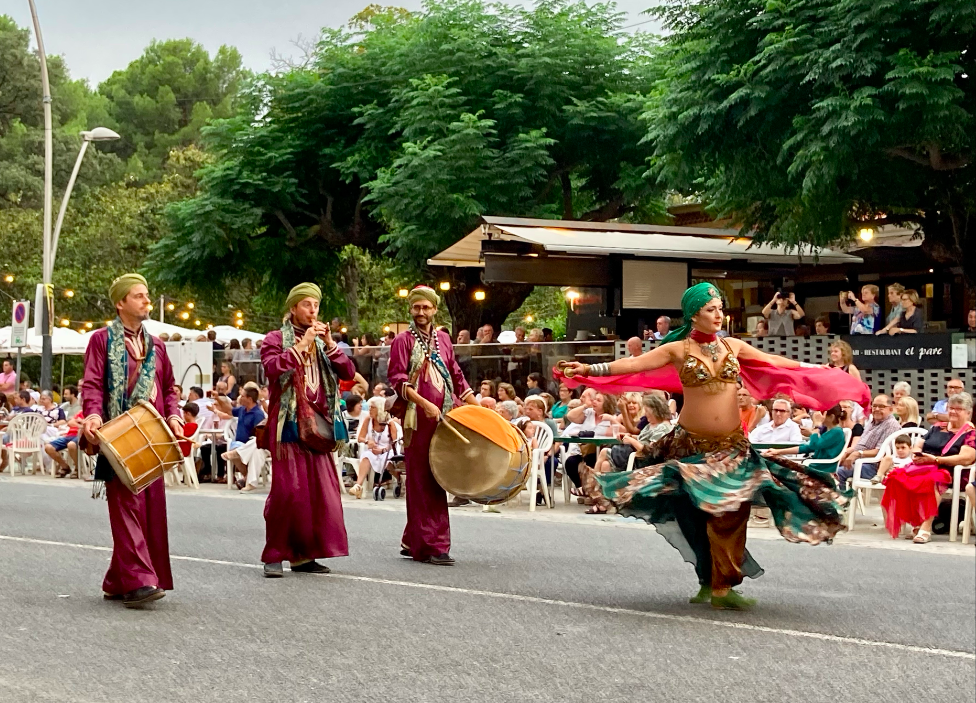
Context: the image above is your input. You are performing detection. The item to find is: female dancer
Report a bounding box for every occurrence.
[559,283,868,610]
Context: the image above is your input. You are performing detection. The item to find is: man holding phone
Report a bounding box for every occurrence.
[762,291,804,336]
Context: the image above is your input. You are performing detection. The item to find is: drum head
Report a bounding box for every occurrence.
[430,418,530,503]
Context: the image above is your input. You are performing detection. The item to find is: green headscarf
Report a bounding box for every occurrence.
[108,273,147,306]
[284,282,322,312]
[661,282,723,344]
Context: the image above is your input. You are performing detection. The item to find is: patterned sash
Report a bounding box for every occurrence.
[105,318,156,420]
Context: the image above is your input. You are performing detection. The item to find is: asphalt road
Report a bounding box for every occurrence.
[0,479,973,703]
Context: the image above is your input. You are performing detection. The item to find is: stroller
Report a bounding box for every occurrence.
[371,437,405,501]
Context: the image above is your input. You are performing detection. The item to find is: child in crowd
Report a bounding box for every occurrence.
[179,402,200,458]
[872,434,914,484]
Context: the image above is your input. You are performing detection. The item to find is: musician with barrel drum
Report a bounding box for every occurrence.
[388,285,479,566]
[81,274,183,609]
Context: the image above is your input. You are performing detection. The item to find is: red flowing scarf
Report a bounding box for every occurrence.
[554,336,871,412]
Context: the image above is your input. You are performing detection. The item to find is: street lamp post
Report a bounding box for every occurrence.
[27,0,54,390]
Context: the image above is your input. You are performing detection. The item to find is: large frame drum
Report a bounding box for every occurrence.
[430,405,530,505]
[96,401,182,494]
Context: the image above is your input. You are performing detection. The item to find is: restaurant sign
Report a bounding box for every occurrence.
[844,333,952,369]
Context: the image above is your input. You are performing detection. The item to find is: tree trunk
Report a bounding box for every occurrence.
[341,255,360,333]
[435,266,533,337]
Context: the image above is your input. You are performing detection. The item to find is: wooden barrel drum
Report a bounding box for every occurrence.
[95,401,183,494]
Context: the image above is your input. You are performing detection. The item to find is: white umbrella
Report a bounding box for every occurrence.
[142,319,198,339]
[0,326,90,355]
[210,325,266,345]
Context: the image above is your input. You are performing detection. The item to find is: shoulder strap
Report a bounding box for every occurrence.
[941,422,976,455]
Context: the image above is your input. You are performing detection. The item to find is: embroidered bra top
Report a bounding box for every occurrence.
[679,337,740,388]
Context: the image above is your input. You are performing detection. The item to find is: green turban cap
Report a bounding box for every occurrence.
[407,285,439,308]
[661,282,723,344]
[285,282,322,312]
[108,273,148,306]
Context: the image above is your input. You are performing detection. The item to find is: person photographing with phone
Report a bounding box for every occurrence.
[762,290,804,336]
[258,283,357,578]
[839,285,881,335]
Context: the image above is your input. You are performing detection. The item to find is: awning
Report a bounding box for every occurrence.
[429,217,863,267]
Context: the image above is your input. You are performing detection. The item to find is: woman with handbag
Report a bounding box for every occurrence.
[880,392,975,543]
[259,283,358,578]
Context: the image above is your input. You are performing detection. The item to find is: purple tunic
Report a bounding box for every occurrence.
[260,330,356,564]
[82,326,181,595]
[387,328,472,560]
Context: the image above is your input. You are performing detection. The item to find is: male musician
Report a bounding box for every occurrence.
[81,274,182,608]
[259,283,356,577]
[388,285,478,565]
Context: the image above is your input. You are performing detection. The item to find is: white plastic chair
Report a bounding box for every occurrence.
[847,427,927,531]
[527,421,554,511]
[180,424,201,488]
[962,484,975,545]
[949,463,974,543]
[224,419,238,488]
[3,413,47,476]
[802,428,852,471]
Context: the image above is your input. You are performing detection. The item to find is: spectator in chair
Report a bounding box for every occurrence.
[814,316,831,336]
[926,378,966,426]
[763,403,848,474]
[626,337,643,358]
[825,340,862,382]
[480,397,497,410]
[737,385,767,433]
[749,398,803,444]
[525,372,544,396]
[497,383,517,403]
[477,379,496,402]
[892,382,912,403]
[214,387,267,492]
[0,360,16,395]
[894,396,920,428]
[47,409,84,478]
[456,329,471,344]
[496,400,519,422]
[835,395,901,485]
[880,393,975,544]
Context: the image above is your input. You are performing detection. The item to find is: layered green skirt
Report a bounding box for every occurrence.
[597,425,852,582]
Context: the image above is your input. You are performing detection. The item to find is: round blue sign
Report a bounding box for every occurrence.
[13,303,26,324]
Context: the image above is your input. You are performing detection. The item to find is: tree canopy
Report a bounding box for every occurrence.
[645,0,974,279]
[147,0,664,330]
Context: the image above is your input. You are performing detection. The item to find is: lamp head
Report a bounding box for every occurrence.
[81,127,121,142]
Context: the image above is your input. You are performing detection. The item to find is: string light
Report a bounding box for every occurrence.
[186,302,195,309]
[439,281,450,291]
[166,303,176,311]
[235,319,244,327]
[525,315,533,323]
[60,319,69,326]
[180,311,190,320]
[398,288,409,298]
[64,289,74,298]
[3,275,13,283]
[858,228,874,242]
[235,311,243,319]
[84,322,93,329]
[383,325,391,332]
[474,290,486,301]
[194,319,201,326]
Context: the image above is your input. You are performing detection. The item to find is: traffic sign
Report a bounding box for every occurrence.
[11,300,29,348]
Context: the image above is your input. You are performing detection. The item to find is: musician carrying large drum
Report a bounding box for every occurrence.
[81,273,184,609]
[388,285,479,566]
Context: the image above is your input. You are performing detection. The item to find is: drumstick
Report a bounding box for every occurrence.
[439,415,471,445]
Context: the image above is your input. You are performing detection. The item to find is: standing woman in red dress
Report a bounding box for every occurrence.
[259,283,357,578]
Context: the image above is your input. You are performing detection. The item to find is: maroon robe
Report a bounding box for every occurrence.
[388,328,473,560]
[260,330,356,564]
[82,326,181,595]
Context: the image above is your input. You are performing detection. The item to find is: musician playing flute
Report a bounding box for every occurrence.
[388,285,478,565]
[81,274,182,608]
[259,283,357,578]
